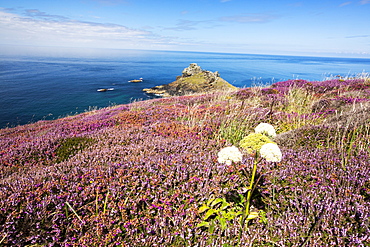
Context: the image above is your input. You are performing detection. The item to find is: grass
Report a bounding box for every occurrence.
[55,136,95,163]
[0,76,369,246]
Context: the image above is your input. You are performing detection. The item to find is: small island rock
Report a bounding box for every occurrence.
[143,63,238,97]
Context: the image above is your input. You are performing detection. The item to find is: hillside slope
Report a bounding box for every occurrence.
[0,78,369,246]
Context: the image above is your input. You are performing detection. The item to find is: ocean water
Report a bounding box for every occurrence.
[1,49,369,129]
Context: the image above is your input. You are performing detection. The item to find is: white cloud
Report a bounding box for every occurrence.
[24,9,69,21]
[360,0,370,4]
[164,19,211,31]
[339,1,352,7]
[346,34,370,38]
[0,9,168,49]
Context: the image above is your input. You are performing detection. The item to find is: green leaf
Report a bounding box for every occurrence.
[247,211,259,220]
[220,201,231,210]
[235,211,243,217]
[258,210,268,224]
[238,194,246,204]
[206,196,215,206]
[198,205,210,213]
[220,217,227,231]
[204,209,218,220]
[224,211,235,220]
[196,221,210,228]
[209,221,216,234]
[210,198,224,207]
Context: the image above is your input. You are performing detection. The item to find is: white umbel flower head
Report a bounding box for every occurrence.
[255,123,277,138]
[217,146,243,165]
[260,143,282,162]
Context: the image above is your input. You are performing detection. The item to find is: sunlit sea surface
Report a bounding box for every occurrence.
[1,49,369,128]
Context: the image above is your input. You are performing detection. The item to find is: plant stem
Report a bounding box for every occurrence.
[0,233,7,244]
[243,158,258,228]
[95,189,99,216]
[66,201,84,224]
[238,154,260,245]
[103,191,110,214]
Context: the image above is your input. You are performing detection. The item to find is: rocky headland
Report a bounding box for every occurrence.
[143,63,238,97]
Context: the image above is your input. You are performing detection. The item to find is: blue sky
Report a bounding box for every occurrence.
[0,0,370,57]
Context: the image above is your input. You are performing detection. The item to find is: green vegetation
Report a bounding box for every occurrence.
[1,76,369,246]
[55,136,95,162]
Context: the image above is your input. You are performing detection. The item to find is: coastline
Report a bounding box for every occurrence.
[1,50,370,129]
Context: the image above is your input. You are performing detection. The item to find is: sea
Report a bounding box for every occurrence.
[1,49,369,129]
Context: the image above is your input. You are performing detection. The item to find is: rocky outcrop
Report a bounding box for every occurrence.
[181,63,203,77]
[143,63,238,97]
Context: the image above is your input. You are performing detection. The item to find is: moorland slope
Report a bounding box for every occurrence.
[0,77,369,246]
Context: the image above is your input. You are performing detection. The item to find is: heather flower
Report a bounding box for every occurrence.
[254,123,276,138]
[217,146,243,165]
[260,143,282,162]
[239,133,274,154]
[2,77,369,246]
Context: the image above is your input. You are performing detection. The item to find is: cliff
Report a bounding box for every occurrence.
[143,63,238,97]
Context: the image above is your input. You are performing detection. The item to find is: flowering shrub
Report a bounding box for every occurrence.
[0,78,369,246]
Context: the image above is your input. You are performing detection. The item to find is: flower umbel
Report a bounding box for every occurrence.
[254,123,277,138]
[217,146,243,165]
[260,143,282,162]
[239,133,274,154]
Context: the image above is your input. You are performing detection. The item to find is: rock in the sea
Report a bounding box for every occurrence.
[182,63,203,77]
[143,63,238,97]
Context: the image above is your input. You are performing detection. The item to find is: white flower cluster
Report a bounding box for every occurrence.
[217,146,243,165]
[260,143,282,162]
[254,123,276,138]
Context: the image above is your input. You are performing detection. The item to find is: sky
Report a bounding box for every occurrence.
[0,0,370,57]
